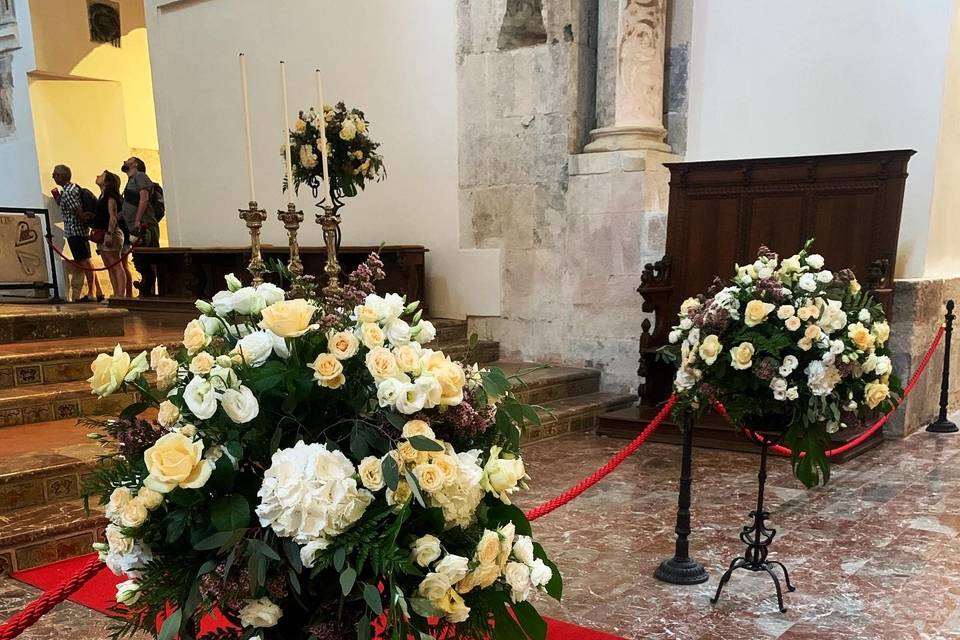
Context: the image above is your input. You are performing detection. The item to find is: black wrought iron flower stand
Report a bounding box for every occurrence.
[710,432,795,612]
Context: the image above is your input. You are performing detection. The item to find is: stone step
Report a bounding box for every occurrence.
[0,304,127,345]
[0,320,470,390]
[492,362,601,404]
[0,380,138,428]
[0,499,106,573]
[523,391,636,445]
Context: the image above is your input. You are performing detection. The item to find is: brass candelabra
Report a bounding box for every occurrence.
[277,202,305,297]
[238,201,268,286]
[316,203,342,297]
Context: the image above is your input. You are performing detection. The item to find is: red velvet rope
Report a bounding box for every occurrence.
[45,231,142,272]
[718,324,946,459]
[0,555,105,640]
[525,394,677,521]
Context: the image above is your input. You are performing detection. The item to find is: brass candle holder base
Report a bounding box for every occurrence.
[278,202,305,298]
[239,201,268,286]
[316,203,342,298]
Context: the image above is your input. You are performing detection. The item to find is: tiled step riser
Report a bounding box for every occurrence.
[0,522,105,574]
[523,399,635,445]
[0,391,138,429]
[0,316,125,345]
[514,376,600,405]
[0,467,93,513]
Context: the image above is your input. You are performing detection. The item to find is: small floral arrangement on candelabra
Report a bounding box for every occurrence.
[83,255,560,639]
[287,102,385,207]
[664,240,900,487]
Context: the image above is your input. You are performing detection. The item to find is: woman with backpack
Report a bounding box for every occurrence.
[92,169,127,299]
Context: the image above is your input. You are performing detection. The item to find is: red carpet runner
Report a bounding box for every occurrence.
[13,554,624,640]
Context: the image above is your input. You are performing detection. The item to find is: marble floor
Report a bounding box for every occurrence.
[3,424,960,639]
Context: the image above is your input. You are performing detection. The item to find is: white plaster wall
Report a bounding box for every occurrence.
[144,0,499,318]
[926,0,960,278]
[0,0,41,209]
[685,0,954,279]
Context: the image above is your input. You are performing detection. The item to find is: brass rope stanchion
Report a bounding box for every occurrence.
[239,201,268,286]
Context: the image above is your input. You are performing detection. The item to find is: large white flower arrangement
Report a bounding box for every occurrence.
[84,262,559,640]
[666,241,900,487]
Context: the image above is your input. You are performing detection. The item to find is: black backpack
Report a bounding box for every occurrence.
[77,186,98,215]
[151,184,165,221]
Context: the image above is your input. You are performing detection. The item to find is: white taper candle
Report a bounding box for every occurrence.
[280,60,295,206]
[315,69,332,206]
[239,53,256,203]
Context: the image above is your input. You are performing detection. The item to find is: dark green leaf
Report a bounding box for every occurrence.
[210,494,250,532]
[210,454,237,493]
[382,455,400,491]
[491,601,526,640]
[288,566,301,595]
[512,601,547,640]
[408,435,443,452]
[340,565,357,595]
[194,530,234,551]
[164,509,188,544]
[334,547,346,572]
[224,440,243,459]
[356,615,372,640]
[486,503,532,536]
[283,538,303,572]
[363,582,383,615]
[247,538,281,562]
[245,360,288,392]
[120,402,151,420]
[383,411,408,430]
[157,608,182,640]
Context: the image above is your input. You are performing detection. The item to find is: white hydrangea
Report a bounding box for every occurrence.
[427,446,485,529]
[256,442,373,559]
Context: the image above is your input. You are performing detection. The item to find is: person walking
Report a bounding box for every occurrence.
[120,157,160,296]
[93,170,127,299]
[51,164,103,302]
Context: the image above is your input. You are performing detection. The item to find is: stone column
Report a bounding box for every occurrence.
[585,0,670,153]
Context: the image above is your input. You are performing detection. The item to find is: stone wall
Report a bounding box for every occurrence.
[887,277,960,437]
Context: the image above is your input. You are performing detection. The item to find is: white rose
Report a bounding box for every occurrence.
[679,317,693,330]
[106,486,132,523]
[817,270,833,284]
[115,579,141,605]
[512,535,535,565]
[529,558,553,587]
[376,378,405,408]
[786,387,799,401]
[211,290,234,316]
[137,487,164,510]
[183,376,219,419]
[120,498,149,527]
[257,282,285,306]
[208,365,239,391]
[874,355,892,376]
[355,457,384,493]
[418,572,451,602]
[806,254,825,269]
[339,117,357,141]
[777,305,796,320]
[230,287,267,316]
[366,293,404,321]
[481,446,526,504]
[805,360,842,397]
[384,318,412,346]
[668,330,682,344]
[504,562,532,603]
[105,523,133,555]
[674,366,701,391]
[299,539,330,569]
[858,308,871,322]
[221,385,260,424]
[435,554,469,584]
[239,597,283,628]
[798,273,817,292]
[396,382,427,415]
[197,315,222,337]
[157,400,181,428]
[233,331,274,368]
[412,320,437,344]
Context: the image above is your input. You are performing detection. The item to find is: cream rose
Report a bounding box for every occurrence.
[777,305,796,320]
[410,535,442,567]
[327,330,360,360]
[402,419,435,440]
[366,347,401,382]
[414,462,446,493]
[679,297,701,316]
[359,322,385,349]
[872,321,890,345]
[239,597,282,628]
[394,344,422,374]
[697,334,723,366]
[864,380,890,409]
[432,454,458,483]
[435,554,469,584]
[481,446,526,504]
[353,304,380,324]
[309,353,345,389]
[418,572,451,601]
[420,354,466,407]
[189,352,215,375]
[804,324,823,341]
[154,356,179,392]
[358,456,385,491]
[458,562,500,593]
[847,322,876,351]
[150,345,169,370]
[397,440,426,465]
[183,319,211,355]
[504,562,532,603]
[157,400,181,428]
[730,342,755,370]
[120,499,148,528]
[143,432,214,493]
[785,316,802,332]
[475,529,501,566]
[744,300,775,327]
[136,487,164,510]
[259,299,318,338]
[89,345,146,398]
[436,588,470,624]
[513,535,535,565]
